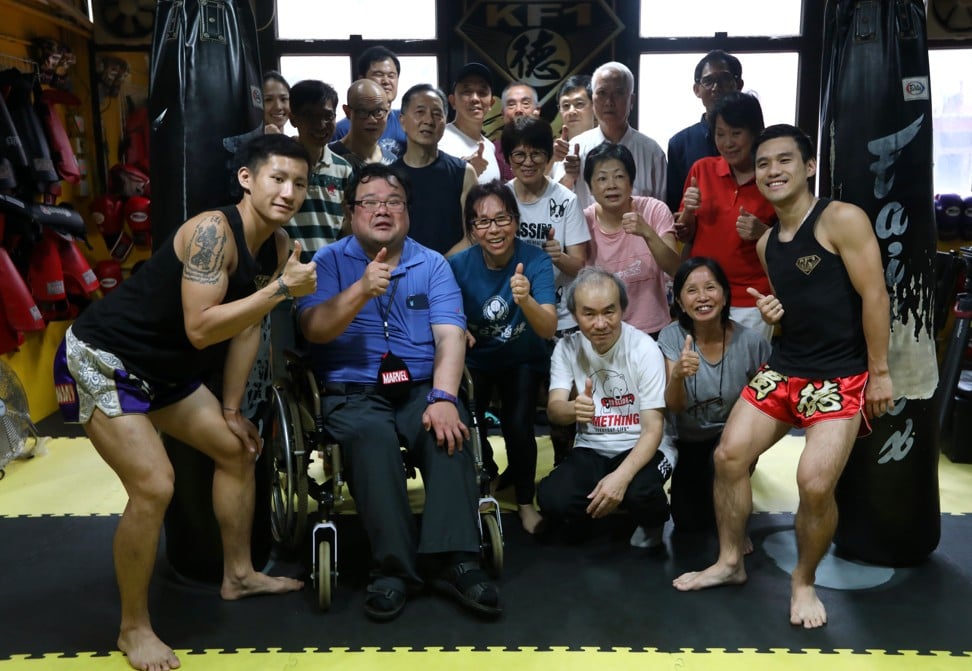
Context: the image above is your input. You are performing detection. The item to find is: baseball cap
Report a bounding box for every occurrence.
[453,62,493,91]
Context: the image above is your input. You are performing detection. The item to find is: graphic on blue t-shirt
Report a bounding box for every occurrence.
[482,295,509,322]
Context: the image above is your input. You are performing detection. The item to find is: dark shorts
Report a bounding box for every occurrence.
[740,363,871,437]
[54,327,201,424]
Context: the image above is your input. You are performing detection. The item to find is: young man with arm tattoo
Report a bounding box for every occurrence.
[52,134,317,671]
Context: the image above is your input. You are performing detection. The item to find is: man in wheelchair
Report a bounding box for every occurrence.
[297,162,501,622]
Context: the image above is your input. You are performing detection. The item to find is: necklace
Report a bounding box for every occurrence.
[795,197,818,228]
[689,326,727,420]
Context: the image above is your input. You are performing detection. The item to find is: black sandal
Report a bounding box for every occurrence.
[363,583,406,622]
[431,561,502,618]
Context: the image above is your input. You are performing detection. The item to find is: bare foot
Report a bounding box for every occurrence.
[221,571,303,600]
[790,583,827,628]
[672,562,747,591]
[518,504,544,534]
[118,626,181,671]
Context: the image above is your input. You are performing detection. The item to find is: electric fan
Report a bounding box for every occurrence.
[0,359,47,478]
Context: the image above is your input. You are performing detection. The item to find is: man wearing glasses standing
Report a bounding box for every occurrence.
[298,163,502,622]
[333,46,407,157]
[330,79,397,173]
[666,50,744,212]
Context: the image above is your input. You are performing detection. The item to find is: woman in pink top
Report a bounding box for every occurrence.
[582,142,681,336]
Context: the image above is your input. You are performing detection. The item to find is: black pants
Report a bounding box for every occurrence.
[471,366,543,505]
[669,435,720,532]
[321,382,480,588]
[537,446,671,528]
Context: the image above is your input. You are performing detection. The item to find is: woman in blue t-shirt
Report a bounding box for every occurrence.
[448,180,557,533]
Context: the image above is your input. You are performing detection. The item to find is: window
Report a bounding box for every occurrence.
[277,0,436,39]
[640,0,802,38]
[638,52,799,151]
[929,49,972,195]
[280,55,439,108]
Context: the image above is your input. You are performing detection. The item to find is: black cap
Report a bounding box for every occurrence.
[453,62,493,90]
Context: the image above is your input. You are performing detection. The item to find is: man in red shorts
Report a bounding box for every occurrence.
[673,124,893,629]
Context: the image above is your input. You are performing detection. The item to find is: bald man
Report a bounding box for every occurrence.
[329,78,397,173]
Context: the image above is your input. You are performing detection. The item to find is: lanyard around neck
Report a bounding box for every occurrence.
[375,276,401,342]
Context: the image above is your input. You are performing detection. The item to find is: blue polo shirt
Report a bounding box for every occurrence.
[297,236,465,384]
[666,115,718,212]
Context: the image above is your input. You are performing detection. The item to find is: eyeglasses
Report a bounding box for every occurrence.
[509,150,548,165]
[698,73,737,90]
[349,106,389,120]
[471,214,514,230]
[353,199,407,213]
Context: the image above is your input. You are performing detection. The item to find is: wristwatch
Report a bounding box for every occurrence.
[426,388,458,405]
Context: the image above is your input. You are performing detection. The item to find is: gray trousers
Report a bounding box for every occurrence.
[321,382,480,587]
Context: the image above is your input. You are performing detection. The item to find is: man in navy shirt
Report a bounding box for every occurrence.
[666,50,743,212]
[298,163,501,622]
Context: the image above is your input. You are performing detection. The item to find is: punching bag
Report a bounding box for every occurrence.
[149,1,271,582]
[819,0,940,565]
[149,0,264,246]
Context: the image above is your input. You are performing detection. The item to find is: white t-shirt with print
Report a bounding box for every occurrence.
[550,321,675,465]
[508,178,590,330]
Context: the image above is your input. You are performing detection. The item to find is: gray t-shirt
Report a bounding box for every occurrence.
[658,320,771,442]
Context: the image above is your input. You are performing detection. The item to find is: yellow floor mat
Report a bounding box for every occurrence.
[2,434,970,518]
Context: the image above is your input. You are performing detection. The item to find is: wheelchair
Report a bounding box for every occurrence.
[266,349,504,610]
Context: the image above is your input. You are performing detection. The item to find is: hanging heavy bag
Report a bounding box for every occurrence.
[148,0,264,250]
[819,0,939,566]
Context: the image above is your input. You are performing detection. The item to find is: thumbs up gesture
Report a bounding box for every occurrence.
[682,176,701,213]
[466,140,489,176]
[509,261,531,304]
[362,246,392,296]
[747,287,784,324]
[574,377,596,424]
[542,225,563,264]
[553,124,570,162]
[279,241,317,298]
[736,206,768,241]
[563,142,581,179]
[673,334,700,380]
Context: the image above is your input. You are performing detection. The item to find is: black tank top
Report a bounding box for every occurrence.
[73,206,278,384]
[764,198,867,378]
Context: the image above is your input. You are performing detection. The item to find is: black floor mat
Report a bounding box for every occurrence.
[1,512,971,657]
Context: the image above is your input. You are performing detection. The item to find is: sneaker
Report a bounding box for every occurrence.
[629,524,664,549]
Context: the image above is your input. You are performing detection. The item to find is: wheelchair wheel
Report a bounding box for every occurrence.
[481,513,503,578]
[317,539,332,611]
[267,385,308,550]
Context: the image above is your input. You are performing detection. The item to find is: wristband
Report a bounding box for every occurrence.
[426,388,459,405]
[277,276,292,299]
[222,407,239,413]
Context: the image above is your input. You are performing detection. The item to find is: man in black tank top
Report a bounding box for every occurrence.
[674,125,893,630]
[51,134,317,671]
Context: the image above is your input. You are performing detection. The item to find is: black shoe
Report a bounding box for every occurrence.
[363,582,406,622]
[431,561,502,618]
